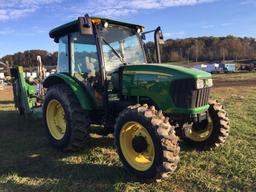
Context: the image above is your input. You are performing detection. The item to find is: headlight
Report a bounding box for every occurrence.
[196,79,213,89]
[196,79,204,89]
[207,79,213,87]
[103,21,109,28]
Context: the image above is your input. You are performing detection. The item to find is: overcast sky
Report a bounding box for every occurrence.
[0,0,256,57]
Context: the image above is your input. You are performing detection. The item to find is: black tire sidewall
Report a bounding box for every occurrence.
[184,104,222,147]
[206,105,222,145]
[115,109,163,178]
[43,86,72,149]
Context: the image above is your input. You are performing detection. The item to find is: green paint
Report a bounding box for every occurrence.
[16,66,36,113]
[122,64,212,114]
[43,73,95,110]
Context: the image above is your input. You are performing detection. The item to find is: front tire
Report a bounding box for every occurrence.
[43,84,90,152]
[183,98,230,149]
[114,104,180,179]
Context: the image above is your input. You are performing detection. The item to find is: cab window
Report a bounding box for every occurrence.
[70,32,99,78]
[57,35,69,73]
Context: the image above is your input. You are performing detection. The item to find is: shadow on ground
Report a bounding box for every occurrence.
[0,110,137,191]
[0,100,14,105]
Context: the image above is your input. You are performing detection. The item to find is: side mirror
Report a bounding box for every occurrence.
[78,14,93,35]
[155,26,164,45]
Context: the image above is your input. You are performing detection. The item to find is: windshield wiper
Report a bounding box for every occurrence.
[102,38,127,65]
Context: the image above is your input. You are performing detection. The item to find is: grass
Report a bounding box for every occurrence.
[212,72,256,81]
[0,74,256,192]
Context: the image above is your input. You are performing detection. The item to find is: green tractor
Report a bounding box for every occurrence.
[11,15,230,179]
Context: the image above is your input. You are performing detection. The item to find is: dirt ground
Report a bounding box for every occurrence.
[0,86,13,99]
[0,86,14,110]
[213,79,256,87]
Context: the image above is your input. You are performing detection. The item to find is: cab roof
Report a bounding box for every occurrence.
[49,16,144,40]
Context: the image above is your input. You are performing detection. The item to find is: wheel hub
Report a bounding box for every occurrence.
[119,121,155,171]
[132,135,148,153]
[185,114,213,142]
[46,99,67,140]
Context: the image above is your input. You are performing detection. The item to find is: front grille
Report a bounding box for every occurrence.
[170,79,210,108]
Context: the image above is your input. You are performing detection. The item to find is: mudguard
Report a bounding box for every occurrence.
[43,73,94,110]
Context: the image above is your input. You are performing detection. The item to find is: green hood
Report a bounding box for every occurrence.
[121,63,211,114]
[122,63,211,79]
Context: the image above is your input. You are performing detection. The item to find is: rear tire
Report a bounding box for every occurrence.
[43,84,90,152]
[114,104,180,179]
[183,98,230,149]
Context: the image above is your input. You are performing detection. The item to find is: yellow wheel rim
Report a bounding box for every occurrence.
[46,99,66,140]
[185,115,213,142]
[120,121,155,171]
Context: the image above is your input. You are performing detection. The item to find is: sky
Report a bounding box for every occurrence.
[0,0,256,57]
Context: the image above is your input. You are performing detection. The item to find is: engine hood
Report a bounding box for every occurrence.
[120,63,211,114]
[121,63,211,79]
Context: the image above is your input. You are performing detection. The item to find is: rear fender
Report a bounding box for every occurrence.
[43,74,94,110]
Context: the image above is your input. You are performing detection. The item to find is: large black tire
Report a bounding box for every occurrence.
[183,98,230,149]
[114,104,180,179]
[43,84,90,152]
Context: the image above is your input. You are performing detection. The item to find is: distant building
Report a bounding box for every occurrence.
[26,72,32,78]
[194,63,222,73]
[205,63,222,73]
[31,72,37,78]
[46,72,51,77]
[194,64,207,71]
[220,63,236,73]
[0,72,5,79]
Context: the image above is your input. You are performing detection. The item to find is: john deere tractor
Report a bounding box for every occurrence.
[11,15,230,179]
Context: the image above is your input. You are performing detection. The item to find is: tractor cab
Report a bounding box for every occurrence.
[45,15,165,110]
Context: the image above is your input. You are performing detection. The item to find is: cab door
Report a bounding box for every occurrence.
[70,32,103,108]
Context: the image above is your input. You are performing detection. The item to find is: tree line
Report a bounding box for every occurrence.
[0,50,58,69]
[146,36,256,63]
[1,36,256,68]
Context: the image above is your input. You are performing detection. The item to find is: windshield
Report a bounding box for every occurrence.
[100,25,145,72]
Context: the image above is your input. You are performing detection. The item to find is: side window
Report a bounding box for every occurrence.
[71,32,99,78]
[57,36,69,73]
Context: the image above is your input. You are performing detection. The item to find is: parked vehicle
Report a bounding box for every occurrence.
[240,63,256,71]
[194,63,222,73]
[10,15,230,180]
[220,63,236,73]
[194,64,207,71]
